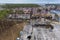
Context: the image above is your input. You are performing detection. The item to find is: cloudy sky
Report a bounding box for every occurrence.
[0,0,60,4]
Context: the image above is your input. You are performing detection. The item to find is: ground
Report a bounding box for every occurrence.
[0,22,25,40]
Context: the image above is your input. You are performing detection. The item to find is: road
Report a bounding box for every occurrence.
[19,19,60,40]
[31,27,57,40]
[30,22,60,40]
[19,23,60,40]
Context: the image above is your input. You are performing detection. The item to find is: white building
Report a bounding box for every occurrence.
[50,10,60,22]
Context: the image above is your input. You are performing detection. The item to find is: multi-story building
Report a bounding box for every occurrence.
[6,4,42,21]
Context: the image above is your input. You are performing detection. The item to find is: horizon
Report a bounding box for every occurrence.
[0,0,60,4]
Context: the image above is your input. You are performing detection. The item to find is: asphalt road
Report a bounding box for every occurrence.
[19,19,60,40]
[31,23,60,40]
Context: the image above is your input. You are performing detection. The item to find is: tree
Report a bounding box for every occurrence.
[0,9,12,19]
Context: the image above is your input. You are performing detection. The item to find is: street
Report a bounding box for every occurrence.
[19,21,60,40]
[30,22,60,40]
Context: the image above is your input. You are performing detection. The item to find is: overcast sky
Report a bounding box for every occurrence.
[0,0,60,4]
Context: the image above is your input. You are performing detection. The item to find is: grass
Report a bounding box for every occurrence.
[0,22,25,40]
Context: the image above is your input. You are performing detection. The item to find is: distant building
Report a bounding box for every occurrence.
[23,8,32,14]
[50,10,60,22]
[5,4,49,21]
[7,13,30,21]
[0,7,4,10]
[45,4,56,10]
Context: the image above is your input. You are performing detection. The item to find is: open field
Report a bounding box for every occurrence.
[0,21,25,40]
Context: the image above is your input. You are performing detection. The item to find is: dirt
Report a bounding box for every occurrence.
[0,22,25,40]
